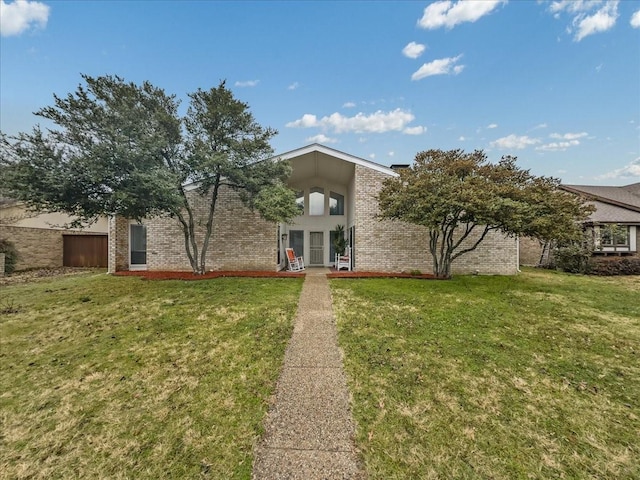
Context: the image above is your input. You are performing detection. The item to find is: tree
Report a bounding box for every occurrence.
[377,149,592,278]
[0,75,298,274]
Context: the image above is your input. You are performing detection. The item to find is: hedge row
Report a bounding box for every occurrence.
[589,257,640,276]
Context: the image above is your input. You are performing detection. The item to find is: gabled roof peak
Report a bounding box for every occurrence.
[274,144,398,177]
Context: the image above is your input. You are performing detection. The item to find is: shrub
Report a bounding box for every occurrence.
[0,238,19,274]
[590,257,640,276]
[553,244,593,274]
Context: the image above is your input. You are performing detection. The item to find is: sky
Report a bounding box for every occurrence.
[1,0,639,186]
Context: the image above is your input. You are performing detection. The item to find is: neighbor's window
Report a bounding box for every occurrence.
[295,190,304,214]
[309,187,324,216]
[329,191,344,215]
[600,224,629,246]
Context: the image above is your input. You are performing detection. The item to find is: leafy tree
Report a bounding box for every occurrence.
[377,149,592,278]
[0,75,298,274]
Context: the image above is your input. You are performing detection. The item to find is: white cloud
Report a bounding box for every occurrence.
[574,1,618,41]
[0,0,49,37]
[459,136,466,141]
[388,151,395,157]
[490,134,540,150]
[403,125,427,135]
[630,9,640,28]
[369,153,376,160]
[286,108,415,134]
[402,41,426,59]
[411,55,464,80]
[487,123,498,129]
[549,0,619,41]
[418,0,506,30]
[532,123,548,130]
[234,80,259,87]
[535,140,580,151]
[287,82,299,90]
[549,132,588,140]
[343,102,356,108]
[597,157,640,179]
[306,134,337,144]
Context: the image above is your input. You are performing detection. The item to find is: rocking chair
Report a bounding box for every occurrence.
[285,248,305,272]
[335,247,351,271]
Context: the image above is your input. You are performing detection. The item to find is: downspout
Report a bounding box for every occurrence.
[516,235,521,273]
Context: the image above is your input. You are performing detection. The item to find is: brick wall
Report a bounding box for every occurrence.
[353,166,518,275]
[110,185,276,272]
[0,225,102,271]
[519,236,545,266]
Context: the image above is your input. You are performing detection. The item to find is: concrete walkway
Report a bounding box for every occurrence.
[253,268,365,480]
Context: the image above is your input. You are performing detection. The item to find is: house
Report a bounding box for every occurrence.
[108,144,519,275]
[519,182,640,266]
[561,183,640,256]
[0,198,109,270]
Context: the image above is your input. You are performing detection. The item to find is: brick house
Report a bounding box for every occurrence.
[561,183,640,256]
[519,182,640,266]
[108,144,518,275]
[0,198,108,270]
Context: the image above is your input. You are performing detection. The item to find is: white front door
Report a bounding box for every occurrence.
[309,231,324,265]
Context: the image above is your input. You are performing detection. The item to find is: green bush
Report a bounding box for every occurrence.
[0,238,19,274]
[590,257,640,276]
[553,244,593,274]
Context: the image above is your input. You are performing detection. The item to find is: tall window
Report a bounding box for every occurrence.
[295,190,304,214]
[600,224,629,247]
[309,187,324,216]
[329,191,344,215]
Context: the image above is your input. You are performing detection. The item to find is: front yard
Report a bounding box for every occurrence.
[1,269,638,479]
[0,272,303,479]
[331,269,640,479]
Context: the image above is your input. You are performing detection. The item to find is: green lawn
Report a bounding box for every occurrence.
[0,272,303,480]
[331,269,640,480]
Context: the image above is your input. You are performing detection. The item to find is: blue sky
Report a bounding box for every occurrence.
[1,0,639,185]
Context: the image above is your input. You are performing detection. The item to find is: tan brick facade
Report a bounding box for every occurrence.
[109,186,276,273]
[0,225,103,271]
[353,166,518,275]
[109,147,519,275]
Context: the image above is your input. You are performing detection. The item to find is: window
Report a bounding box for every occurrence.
[600,224,629,247]
[309,187,324,216]
[329,191,344,215]
[295,190,304,214]
[130,224,147,265]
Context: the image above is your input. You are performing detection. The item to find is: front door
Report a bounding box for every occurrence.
[309,231,324,265]
[289,230,304,261]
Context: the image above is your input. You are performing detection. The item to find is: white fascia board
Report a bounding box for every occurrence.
[184,143,400,192]
[274,143,399,177]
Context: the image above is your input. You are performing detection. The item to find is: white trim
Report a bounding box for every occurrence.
[128,222,148,271]
[275,144,399,177]
[630,226,637,252]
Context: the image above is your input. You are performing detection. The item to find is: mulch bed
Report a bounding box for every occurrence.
[113,270,305,280]
[328,270,436,279]
[113,269,436,280]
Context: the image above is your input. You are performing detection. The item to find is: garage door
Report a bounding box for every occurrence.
[63,235,108,267]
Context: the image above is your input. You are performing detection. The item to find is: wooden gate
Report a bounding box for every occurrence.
[63,235,108,267]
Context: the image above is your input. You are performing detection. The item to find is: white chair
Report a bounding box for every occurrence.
[286,248,305,272]
[335,247,351,271]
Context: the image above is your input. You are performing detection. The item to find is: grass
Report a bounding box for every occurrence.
[0,272,303,479]
[331,269,640,480]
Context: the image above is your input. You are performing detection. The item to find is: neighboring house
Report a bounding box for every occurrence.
[519,182,640,266]
[108,144,518,275]
[561,183,640,256]
[0,198,109,270]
